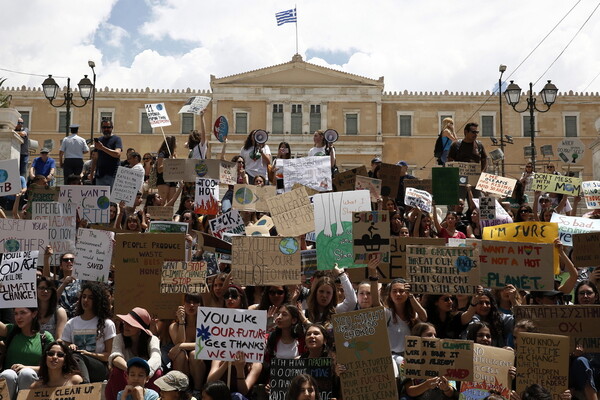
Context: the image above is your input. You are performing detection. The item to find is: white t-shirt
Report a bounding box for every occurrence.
[274,339,299,359]
[191,142,208,160]
[61,316,117,353]
[308,146,327,157]
[384,308,411,354]
[240,144,271,178]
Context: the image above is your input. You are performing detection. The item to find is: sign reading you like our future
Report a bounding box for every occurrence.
[144,103,171,128]
[0,251,38,308]
[475,172,517,197]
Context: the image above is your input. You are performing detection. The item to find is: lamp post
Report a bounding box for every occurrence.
[41,74,93,137]
[498,64,507,176]
[504,80,558,170]
[88,61,97,142]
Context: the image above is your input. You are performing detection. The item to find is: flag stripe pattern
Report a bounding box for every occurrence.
[276,8,297,26]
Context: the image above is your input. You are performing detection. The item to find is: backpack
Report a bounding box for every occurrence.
[434,131,444,158]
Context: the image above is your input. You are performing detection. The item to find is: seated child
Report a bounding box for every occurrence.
[117,358,159,400]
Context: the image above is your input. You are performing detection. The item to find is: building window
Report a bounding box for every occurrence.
[235,112,248,134]
[481,115,494,137]
[181,113,195,134]
[18,110,30,129]
[345,113,358,135]
[310,105,321,132]
[291,104,302,134]
[58,111,70,133]
[140,112,153,134]
[522,115,536,137]
[565,115,578,137]
[272,104,283,134]
[397,113,412,136]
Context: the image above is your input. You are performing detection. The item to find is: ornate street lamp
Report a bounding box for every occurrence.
[42,74,93,136]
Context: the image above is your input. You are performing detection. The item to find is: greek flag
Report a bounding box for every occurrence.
[276,8,297,26]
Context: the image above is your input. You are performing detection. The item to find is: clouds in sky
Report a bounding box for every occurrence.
[2,0,600,94]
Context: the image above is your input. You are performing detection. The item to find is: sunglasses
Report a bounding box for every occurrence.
[143,158,151,161]
[470,130,479,134]
[47,351,66,358]
[224,292,239,300]
[62,258,75,262]
[269,290,285,296]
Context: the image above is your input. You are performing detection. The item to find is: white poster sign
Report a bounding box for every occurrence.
[59,185,111,224]
[209,209,245,239]
[0,251,38,308]
[557,138,585,164]
[111,166,145,207]
[0,219,49,265]
[32,202,76,266]
[144,103,171,128]
[551,213,600,246]
[405,187,432,213]
[73,228,114,282]
[582,181,600,209]
[178,96,211,115]
[474,198,513,228]
[0,158,21,196]
[475,172,517,197]
[283,156,332,192]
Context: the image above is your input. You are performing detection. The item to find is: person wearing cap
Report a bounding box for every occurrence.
[368,157,382,177]
[117,357,159,400]
[106,307,162,400]
[447,122,488,171]
[29,148,56,185]
[15,117,30,177]
[154,371,192,400]
[59,124,89,179]
[394,160,416,208]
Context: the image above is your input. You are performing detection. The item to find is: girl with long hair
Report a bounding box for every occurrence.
[224,285,249,310]
[249,285,290,332]
[37,276,68,339]
[308,130,336,168]
[31,341,82,388]
[265,304,307,362]
[305,267,357,329]
[270,141,291,187]
[301,324,331,359]
[574,280,600,305]
[433,210,466,241]
[187,111,207,160]
[240,130,272,184]
[201,272,229,308]
[285,374,321,400]
[156,135,178,204]
[438,117,457,165]
[423,294,474,339]
[463,288,513,347]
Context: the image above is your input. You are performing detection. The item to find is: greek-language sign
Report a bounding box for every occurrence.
[475,172,516,197]
[27,186,59,216]
[59,185,111,224]
[146,206,174,221]
[333,166,368,192]
[269,358,332,400]
[572,231,600,268]
[73,228,114,282]
[161,261,207,294]
[178,96,211,115]
[332,307,398,400]
[0,158,21,195]
[479,241,554,290]
[111,166,144,207]
[532,172,582,196]
[460,345,513,400]
[231,236,301,286]
[209,209,245,239]
[148,221,188,233]
[557,138,585,164]
[446,162,481,186]
[355,175,381,202]
[144,103,171,128]
[352,211,390,263]
[32,202,76,267]
[582,181,600,209]
[283,156,332,192]
[163,159,236,185]
[266,187,314,237]
[405,187,432,213]
[432,167,459,205]
[233,184,276,212]
[314,190,371,269]
[516,332,569,400]
[0,219,48,265]
[0,251,38,308]
[114,233,185,318]
[17,382,103,400]
[404,336,473,381]
[550,213,600,246]
[406,245,479,295]
[195,177,219,215]
[195,307,267,362]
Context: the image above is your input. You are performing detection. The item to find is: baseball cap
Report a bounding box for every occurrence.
[371,157,382,164]
[154,371,189,392]
[396,161,408,167]
[40,148,50,153]
[127,357,150,375]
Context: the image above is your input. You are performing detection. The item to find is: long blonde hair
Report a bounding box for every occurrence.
[442,117,454,133]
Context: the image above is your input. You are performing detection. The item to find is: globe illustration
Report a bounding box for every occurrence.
[4,239,20,252]
[235,188,254,204]
[0,169,8,184]
[279,238,299,255]
[195,162,208,177]
[97,196,110,209]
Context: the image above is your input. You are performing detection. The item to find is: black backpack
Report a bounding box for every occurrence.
[434,131,444,158]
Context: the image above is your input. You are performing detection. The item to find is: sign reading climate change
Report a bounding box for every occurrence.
[0,251,38,308]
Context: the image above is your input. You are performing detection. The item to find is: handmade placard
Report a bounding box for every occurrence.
[355,175,382,202]
[146,206,175,221]
[0,158,22,196]
[178,96,211,114]
[209,209,245,239]
[163,159,236,185]
[475,172,517,197]
[73,228,114,282]
[269,358,332,400]
[148,221,188,233]
[446,162,481,186]
[404,336,473,381]
[282,156,332,192]
[58,185,111,224]
[160,261,207,294]
[0,251,38,308]
[17,383,103,400]
[378,163,403,198]
[582,181,600,209]
[333,166,368,192]
[474,198,513,228]
[572,231,600,268]
[195,177,219,215]
[0,219,48,265]
[352,211,390,264]
[145,103,171,127]
[245,215,274,236]
[266,187,314,237]
[550,213,600,246]
[32,202,76,267]
[405,187,432,213]
[479,197,496,221]
[460,345,514,400]
[532,172,582,196]
[404,178,433,194]
[232,184,276,212]
[110,166,145,207]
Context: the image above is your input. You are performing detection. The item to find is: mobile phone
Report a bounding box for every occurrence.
[93,138,99,142]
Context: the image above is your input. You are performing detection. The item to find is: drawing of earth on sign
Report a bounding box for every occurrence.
[235,187,254,204]
[279,238,299,255]
[156,103,164,111]
[4,239,20,252]
[213,116,229,143]
[97,196,110,209]
[316,221,353,266]
[195,162,208,177]
[0,169,7,183]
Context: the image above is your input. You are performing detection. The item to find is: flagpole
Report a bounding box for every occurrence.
[295,5,298,54]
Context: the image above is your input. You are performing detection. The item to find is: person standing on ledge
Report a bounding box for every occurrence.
[60,124,89,179]
[448,122,488,172]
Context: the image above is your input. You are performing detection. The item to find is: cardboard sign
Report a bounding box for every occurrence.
[516,332,569,400]
[111,166,144,207]
[26,186,60,216]
[245,215,274,236]
[195,307,267,362]
[179,96,211,115]
[233,184,276,212]
[333,166,368,192]
[475,198,513,228]
[161,261,207,294]
[406,245,479,294]
[405,187,432,213]
[332,307,397,400]
[282,156,332,192]
[557,138,585,164]
[301,249,317,280]
[58,185,111,224]
[550,213,600,246]
[17,383,103,400]
[73,228,114,282]
[0,158,22,195]
[475,172,517,197]
[209,209,245,239]
[460,345,514,400]
[532,172,582,196]
[231,236,301,286]
[572,231,600,268]
[145,103,171,128]
[314,190,371,269]
[355,175,381,202]
[378,163,403,198]
[352,211,390,263]
[32,202,76,267]
[195,177,219,215]
[404,336,474,381]
[479,197,496,221]
[582,181,600,209]
[269,358,333,400]
[479,241,554,290]
[163,159,237,185]
[432,167,459,205]
[266,187,314,237]
[404,178,433,194]
[146,206,174,221]
[148,221,188,233]
[0,219,48,265]
[0,251,38,308]
[446,162,481,186]
[114,233,185,318]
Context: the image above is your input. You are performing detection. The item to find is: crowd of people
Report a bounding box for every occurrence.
[1,117,599,400]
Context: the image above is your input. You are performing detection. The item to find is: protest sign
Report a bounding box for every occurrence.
[59,185,111,224]
[572,231,600,268]
[532,172,582,196]
[195,307,267,362]
[163,159,236,185]
[332,166,368,192]
[352,211,390,263]
[474,198,513,228]
[111,166,144,207]
[209,209,245,239]
[379,163,403,198]
[405,178,433,194]
[282,156,332,192]
[301,249,317,280]
[582,181,600,209]
[195,177,219,215]
[233,184,276,212]
[479,241,554,290]
[557,138,585,164]
[446,162,481,186]
[432,167,459,205]
[114,233,185,318]
[144,103,171,128]
[405,187,432,213]
[404,336,473,381]
[178,96,211,114]
[245,215,274,236]
[17,382,103,400]
[516,332,569,400]
[0,219,48,265]
[32,202,76,266]
[213,116,228,143]
[0,158,21,196]
[479,197,496,221]
[0,251,38,308]
[161,261,207,294]
[406,245,479,294]
[355,175,381,202]
[26,186,59,215]
[231,236,301,286]
[332,307,397,400]
[73,228,114,282]
[269,358,333,400]
[475,172,517,197]
[460,345,514,400]
[314,190,371,269]
[146,206,174,221]
[148,221,188,233]
[550,213,600,246]
[266,187,314,237]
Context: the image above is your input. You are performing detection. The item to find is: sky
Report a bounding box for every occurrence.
[2,0,600,95]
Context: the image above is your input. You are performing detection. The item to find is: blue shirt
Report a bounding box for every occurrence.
[117,388,159,400]
[32,156,56,177]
